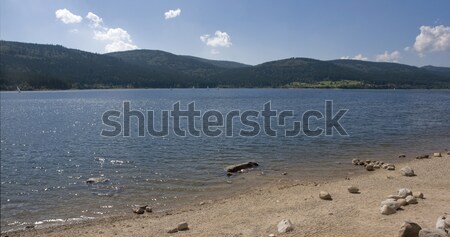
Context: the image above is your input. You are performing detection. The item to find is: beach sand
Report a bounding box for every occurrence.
[2,153,449,237]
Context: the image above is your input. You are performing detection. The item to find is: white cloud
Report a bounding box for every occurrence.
[83,12,138,53]
[86,12,103,29]
[55,9,82,24]
[340,53,368,61]
[105,41,138,53]
[375,50,401,62]
[200,31,232,48]
[164,8,181,19]
[93,28,132,42]
[413,25,450,56]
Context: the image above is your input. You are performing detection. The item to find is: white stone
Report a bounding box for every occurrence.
[319,191,332,200]
[380,204,396,215]
[418,228,447,237]
[398,188,412,198]
[277,219,294,233]
[413,192,424,199]
[381,199,401,210]
[401,166,416,177]
[435,216,449,230]
[405,195,418,204]
[397,199,408,206]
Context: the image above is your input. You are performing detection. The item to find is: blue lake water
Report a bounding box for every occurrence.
[1,89,449,231]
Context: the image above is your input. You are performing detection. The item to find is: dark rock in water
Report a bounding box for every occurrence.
[25,225,35,229]
[132,205,147,214]
[86,177,109,184]
[398,221,421,237]
[398,154,406,158]
[225,162,259,173]
[416,155,430,159]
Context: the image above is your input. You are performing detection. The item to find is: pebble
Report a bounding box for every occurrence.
[177,222,189,231]
[418,228,447,237]
[319,191,332,200]
[401,166,416,177]
[381,199,401,210]
[416,154,430,159]
[277,219,293,233]
[413,192,424,199]
[380,204,396,215]
[347,186,359,194]
[433,152,442,157]
[435,215,449,230]
[167,228,178,233]
[132,205,147,214]
[397,198,408,206]
[398,188,412,198]
[405,195,418,204]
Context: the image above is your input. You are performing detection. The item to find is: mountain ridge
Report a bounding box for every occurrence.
[1,40,449,90]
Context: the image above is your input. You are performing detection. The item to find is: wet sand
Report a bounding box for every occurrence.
[2,152,449,237]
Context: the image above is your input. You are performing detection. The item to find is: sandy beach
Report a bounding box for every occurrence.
[2,152,449,237]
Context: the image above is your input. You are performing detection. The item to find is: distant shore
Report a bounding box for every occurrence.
[3,150,449,237]
[2,87,450,92]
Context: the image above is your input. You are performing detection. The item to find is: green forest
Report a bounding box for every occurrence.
[1,40,450,90]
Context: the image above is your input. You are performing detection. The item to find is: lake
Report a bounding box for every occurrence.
[1,89,449,231]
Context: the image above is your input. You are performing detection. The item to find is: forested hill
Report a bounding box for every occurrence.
[1,40,450,90]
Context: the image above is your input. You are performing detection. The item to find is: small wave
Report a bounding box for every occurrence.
[110,160,125,164]
[34,219,65,225]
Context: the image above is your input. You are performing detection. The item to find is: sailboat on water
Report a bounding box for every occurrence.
[16,86,21,93]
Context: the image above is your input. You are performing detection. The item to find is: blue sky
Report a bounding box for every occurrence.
[1,0,450,66]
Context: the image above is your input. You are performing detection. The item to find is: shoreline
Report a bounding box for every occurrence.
[2,150,449,237]
[2,88,450,92]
